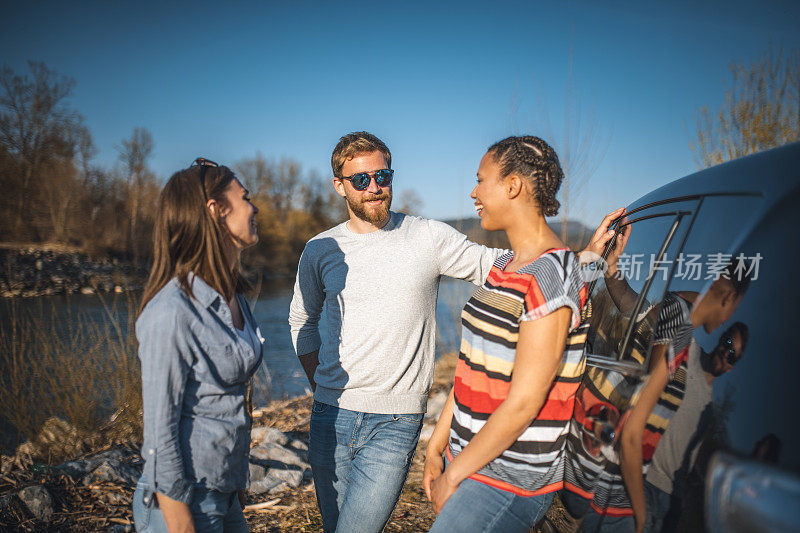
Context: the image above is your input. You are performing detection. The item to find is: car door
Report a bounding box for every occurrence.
[565,191,767,522]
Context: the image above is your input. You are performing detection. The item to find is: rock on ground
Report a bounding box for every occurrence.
[248,466,302,495]
[248,431,311,495]
[82,458,140,487]
[419,424,435,442]
[420,391,449,442]
[425,391,448,421]
[250,426,290,446]
[288,437,309,451]
[250,441,309,469]
[0,247,146,298]
[17,485,54,522]
[59,448,128,479]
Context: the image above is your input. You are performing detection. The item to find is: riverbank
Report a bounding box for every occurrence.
[0,245,148,298]
[0,352,457,532]
[0,351,570,532]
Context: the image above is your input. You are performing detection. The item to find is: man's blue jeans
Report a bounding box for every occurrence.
[429,477,555,532]
[308,400,423,533]
[642,480,677,533]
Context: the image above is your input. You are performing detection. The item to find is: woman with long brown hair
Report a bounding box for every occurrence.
[132,158,263,532]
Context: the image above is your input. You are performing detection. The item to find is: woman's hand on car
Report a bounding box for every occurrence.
[583,207,630,277]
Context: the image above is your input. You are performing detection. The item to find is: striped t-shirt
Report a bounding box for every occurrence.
[643,292,694,465]
[448,249,588,495]
[563,291,695,516]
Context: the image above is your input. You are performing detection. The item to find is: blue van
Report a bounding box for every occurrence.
[558,142,800,532]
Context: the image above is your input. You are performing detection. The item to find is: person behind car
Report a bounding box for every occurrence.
[618,264,752,533]
[635,322,748,532]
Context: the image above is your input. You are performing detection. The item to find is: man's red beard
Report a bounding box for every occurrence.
[346,190,392,225]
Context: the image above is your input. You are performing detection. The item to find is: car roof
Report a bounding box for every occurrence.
[628,141,800,215]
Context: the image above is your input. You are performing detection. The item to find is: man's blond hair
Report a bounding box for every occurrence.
[331,131,392,178]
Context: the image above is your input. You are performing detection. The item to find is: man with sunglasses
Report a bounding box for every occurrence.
[559,222,755,532]
[633,322,748,532]
[615,264,752,533]
[288,131,504,533]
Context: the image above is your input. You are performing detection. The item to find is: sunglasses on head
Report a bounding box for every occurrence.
[341,169,394,191]
[720,336,740,365]
[191,157,219,201]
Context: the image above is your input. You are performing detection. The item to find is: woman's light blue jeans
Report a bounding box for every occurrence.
[132,475,248,532]
[429,477,555,532]
[308,400,423,533]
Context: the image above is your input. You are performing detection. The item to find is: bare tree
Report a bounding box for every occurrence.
[692,46,800,168]
[45,123,94,243]
[76,124,96,184]
[301,170,347,224]
[274,158,302,213]
[117,127,154,261]
[235,152,274,197]
[234,153,353,274]
[396,189,425,216]
[43,161,79,242]
[78,167,128,254]
[0,61,83,238]
[530,38,610,246]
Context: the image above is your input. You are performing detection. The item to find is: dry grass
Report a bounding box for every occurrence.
[431,350,459,395]
[0,443,141,532]
[0,293,142,458]
[0,343,571,531]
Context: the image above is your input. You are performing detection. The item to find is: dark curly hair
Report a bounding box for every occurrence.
[487,136,563,217]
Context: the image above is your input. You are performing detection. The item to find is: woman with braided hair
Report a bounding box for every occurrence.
[423,136,589,531]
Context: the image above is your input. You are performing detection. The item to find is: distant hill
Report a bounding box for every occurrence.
[441,217,594,250]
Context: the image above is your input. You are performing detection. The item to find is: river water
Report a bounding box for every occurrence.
[1,277,475,405]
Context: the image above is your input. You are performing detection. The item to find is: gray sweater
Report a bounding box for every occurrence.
[288,212,500,413]
[646,340,712,494]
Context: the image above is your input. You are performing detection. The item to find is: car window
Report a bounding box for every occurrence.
[663,193,800,478]
[585,199,699,374]
[666,194,764,295]
[566,192,770,525]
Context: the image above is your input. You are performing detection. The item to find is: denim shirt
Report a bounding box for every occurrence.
[136,273,264,504]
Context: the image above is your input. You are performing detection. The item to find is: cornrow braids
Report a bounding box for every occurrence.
[487,136,564,216]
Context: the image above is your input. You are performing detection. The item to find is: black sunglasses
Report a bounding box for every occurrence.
[341,169,394,191]
[720,336,740,365]
[191,157,219,201]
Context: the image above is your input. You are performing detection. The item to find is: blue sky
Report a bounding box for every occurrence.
[2,0,799,226]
